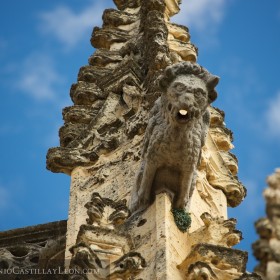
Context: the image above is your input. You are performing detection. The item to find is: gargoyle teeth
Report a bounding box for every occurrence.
[179,109,188,116]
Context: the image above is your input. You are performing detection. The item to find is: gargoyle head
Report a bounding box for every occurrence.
[159,62,219,125]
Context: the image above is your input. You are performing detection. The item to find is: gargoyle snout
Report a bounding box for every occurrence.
[179,93,194,104]
[177,99,192,110]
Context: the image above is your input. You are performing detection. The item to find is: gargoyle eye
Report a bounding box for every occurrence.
[194,88,207,96]
[174,83,186,92]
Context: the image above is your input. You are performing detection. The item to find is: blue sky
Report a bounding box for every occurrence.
[0,0,280,272]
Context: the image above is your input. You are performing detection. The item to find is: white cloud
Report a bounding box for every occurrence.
[16,52,64,101]
[173,0,229,46]
[175,0,226,30]
[38,1,114,49]
[266,91,280,137]
[38,0,229,49]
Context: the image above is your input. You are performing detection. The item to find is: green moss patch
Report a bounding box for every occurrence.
[171,208,191,232]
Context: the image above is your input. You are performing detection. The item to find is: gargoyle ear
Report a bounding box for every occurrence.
[207,76,219,103]
[207,75,219,89]
[208,90,218,103]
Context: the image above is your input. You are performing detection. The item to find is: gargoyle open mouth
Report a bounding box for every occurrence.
[176,109,191,123]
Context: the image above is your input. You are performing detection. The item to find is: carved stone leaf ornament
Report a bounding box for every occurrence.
[69,193,146,280]
[85,192,130,229]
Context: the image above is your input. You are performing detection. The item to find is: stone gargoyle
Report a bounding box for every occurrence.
[130,61,219,212]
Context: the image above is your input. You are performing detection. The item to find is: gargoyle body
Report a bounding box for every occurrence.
[130,62,219,212]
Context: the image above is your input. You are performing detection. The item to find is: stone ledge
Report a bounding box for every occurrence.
[0,220,67,247]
